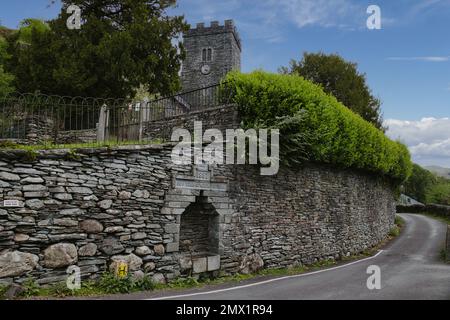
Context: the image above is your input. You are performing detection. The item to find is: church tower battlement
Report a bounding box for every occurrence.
[181,20,242,92]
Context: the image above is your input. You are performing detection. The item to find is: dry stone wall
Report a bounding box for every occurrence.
[144,105,239,141]
[219,165,395,272]
[0,144,396,286]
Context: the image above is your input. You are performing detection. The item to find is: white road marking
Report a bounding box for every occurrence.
[147,250,385,300]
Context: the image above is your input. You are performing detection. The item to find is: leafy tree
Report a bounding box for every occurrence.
[426,179,450,205]
[8,0,188,98]
[403,164,437,203]
[16,19,51,45]
[0,66,14,96]
[0,35,14,95]
[280,52,384,131]
[5,19,53,94]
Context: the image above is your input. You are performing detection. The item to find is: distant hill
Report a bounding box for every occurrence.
[424,166,450,179]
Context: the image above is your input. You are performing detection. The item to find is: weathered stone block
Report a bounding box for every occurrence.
[53,218,78,227]
[132,190,150,199]
[0,251,39,278]
[165,195,196,202]
[135,246,152,256]
[25,199,45,210]
[48,234,86,242]
[192,257,207,274]
[164,223,179,234]
[239,254,264,274]
[79,220,104,234]
[105,226,125,233]
[179,257,192,270]
[151,273,166,284]
[110,253,142,272]
[54,193,73,201]
[43,243,78,268]
[60,208,85,216]
[132,232,146,240]
[24,191,49,198]
[144,262,156,272]
[66,187,93,194]
[100,238,125,255]
[23,185,47,192]
[0,172,20,181]
[118,191,132,200]
[78,243,97,257]
[21,177,44,184]
[166,242,179,253]
[49,186,66,193]
[83,195,98,201]
[160,207,185,215]
[14,234,30,242]
[98,199,113,209]
[166,201,192,208]
[153,244,165,256]
[207,255,220,271]
[12,167,44,175]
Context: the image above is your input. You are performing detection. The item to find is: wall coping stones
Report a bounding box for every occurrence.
[0,143,175,161]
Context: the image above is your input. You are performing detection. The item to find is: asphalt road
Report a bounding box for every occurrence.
[87,213,448,300]
[140,214,449,300]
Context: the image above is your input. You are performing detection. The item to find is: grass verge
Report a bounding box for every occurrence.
[417,213,449,264]
[440,249,448,262]
[419,212,450,225]
[0,139,163,152]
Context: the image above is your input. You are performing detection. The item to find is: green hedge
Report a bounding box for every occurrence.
[224,71,412,183]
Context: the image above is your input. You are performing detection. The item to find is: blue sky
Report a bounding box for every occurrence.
[1,0,449,166]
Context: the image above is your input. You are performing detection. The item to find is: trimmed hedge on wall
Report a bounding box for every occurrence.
[224,71,412,183]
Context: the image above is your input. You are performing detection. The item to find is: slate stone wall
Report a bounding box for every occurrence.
[0,144,395,286]
[218,165,396,272]
[144,104,239,141]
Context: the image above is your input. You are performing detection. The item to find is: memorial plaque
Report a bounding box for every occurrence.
[194,163,211,181]
[195,171,210,181]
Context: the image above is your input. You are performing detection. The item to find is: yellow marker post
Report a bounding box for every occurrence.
[116,261,128,279]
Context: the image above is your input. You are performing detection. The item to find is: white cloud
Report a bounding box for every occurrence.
[385,117,450,167]
[387,56,450,62]
[410,139,450,157]
[172,0,367,45]
[408,0,450,18]
[264,0,361,28]
[173,0,449,45]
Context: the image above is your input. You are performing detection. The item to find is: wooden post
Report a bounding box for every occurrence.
[446,225,450,262]
[97,104,107,143]
[138,98,148,142]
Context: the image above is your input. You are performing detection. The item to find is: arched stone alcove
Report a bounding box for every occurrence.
[160,166,234,275]
[179,195,220,256]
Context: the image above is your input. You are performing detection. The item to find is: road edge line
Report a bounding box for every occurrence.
[147,250,385,300]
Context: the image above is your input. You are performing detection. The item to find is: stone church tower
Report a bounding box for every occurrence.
[181,20,242,92]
